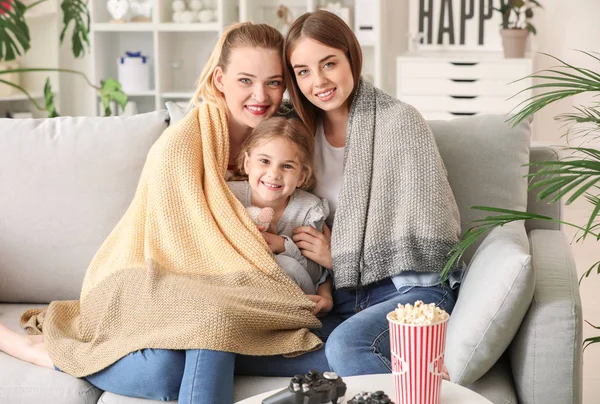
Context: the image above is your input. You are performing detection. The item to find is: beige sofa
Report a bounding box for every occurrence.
[0,111,582,404]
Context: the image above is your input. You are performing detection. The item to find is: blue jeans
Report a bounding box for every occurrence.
[83,349,235,404]
[236,279,457,376]
[81,280,456,401]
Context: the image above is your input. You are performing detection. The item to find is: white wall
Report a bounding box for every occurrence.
[59,24,95,117]
[531,2,600,403]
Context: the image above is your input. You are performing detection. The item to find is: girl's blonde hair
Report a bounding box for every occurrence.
[235,116,315,191]
[284,11,363,135]
[190,22,284,110]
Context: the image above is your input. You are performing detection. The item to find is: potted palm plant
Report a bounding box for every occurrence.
[0,0,126,116]
[441,50,600,350]
[495,0,542,58]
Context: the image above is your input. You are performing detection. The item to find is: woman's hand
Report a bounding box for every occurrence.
[309,277,333,317]
[292,223,332,270]
[261,231,285,254]
[306,294,333,317]
[442,365,450,381]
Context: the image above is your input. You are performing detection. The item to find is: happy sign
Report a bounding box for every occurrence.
[409,0,505,51]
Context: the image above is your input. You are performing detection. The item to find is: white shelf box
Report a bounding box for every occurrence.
[92,31,155,92]
[156,31,219,96]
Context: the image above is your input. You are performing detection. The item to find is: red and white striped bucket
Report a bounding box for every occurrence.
[387,312,449,404]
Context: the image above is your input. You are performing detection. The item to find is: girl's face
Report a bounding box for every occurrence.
[214,47,285,130]
[244,137,307,208]
[289,37,354,114]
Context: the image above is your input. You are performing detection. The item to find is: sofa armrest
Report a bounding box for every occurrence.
[509,229,583,404]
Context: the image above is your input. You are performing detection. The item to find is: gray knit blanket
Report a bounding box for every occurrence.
[331,78,462,289]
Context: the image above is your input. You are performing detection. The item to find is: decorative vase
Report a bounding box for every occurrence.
[118,51,151,92]
[197,8,214,23]
[129,0,152,22]
[172,0,185,12]
[275,5,292,35]
[180,10,195,23]
[106,0,129,23]
[500,29,529,58]
[189,0,202,12]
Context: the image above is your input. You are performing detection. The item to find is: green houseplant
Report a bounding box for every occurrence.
[441,50,600,350]
[495,0,542,58]
[0,0,127,116]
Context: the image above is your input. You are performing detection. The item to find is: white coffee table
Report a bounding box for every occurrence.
[235,374,492,403]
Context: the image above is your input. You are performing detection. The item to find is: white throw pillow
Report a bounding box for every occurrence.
[0,110,169,303]
[428,115,532,262]
[445,221,534,385]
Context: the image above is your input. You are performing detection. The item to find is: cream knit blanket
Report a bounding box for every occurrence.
[21,103,322,377]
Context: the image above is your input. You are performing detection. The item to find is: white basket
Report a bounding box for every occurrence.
[117,52,151,93]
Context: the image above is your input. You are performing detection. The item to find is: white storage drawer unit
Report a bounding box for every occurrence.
[397,53,532,120]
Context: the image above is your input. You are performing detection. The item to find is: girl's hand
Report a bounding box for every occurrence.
[262,231,285,254]
[306,294,333,317]
[292,223,332,270]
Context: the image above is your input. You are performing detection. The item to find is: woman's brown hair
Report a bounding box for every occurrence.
[235,116,315,191]
[189,22,284,111]
[283,10,363,135]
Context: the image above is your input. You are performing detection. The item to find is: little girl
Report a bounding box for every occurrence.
[228,116,329,295]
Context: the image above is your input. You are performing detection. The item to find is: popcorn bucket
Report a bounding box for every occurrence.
[387,312,449,404]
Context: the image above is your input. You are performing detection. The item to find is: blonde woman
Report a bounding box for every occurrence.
[0,22,328,404]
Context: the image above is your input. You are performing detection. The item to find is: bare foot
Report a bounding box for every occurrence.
[0,323,54,369]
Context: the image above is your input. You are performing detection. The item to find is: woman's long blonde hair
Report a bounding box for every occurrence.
[189,22,284,111]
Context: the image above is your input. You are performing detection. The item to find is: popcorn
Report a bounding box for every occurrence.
[390,300,449,325]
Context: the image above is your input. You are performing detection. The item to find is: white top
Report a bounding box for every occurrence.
[235,374,493,403]
[311,122,462,293]
[312,121,345,229]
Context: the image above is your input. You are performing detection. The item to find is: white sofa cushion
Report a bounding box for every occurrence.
[445,221,534,385]
[165,101,190,125]
[509,229,583,404]
[0,111,169,303]
[428,114,532,262]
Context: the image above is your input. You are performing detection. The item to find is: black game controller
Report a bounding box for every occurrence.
[261,370,347,404]
[347,391,394,404]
